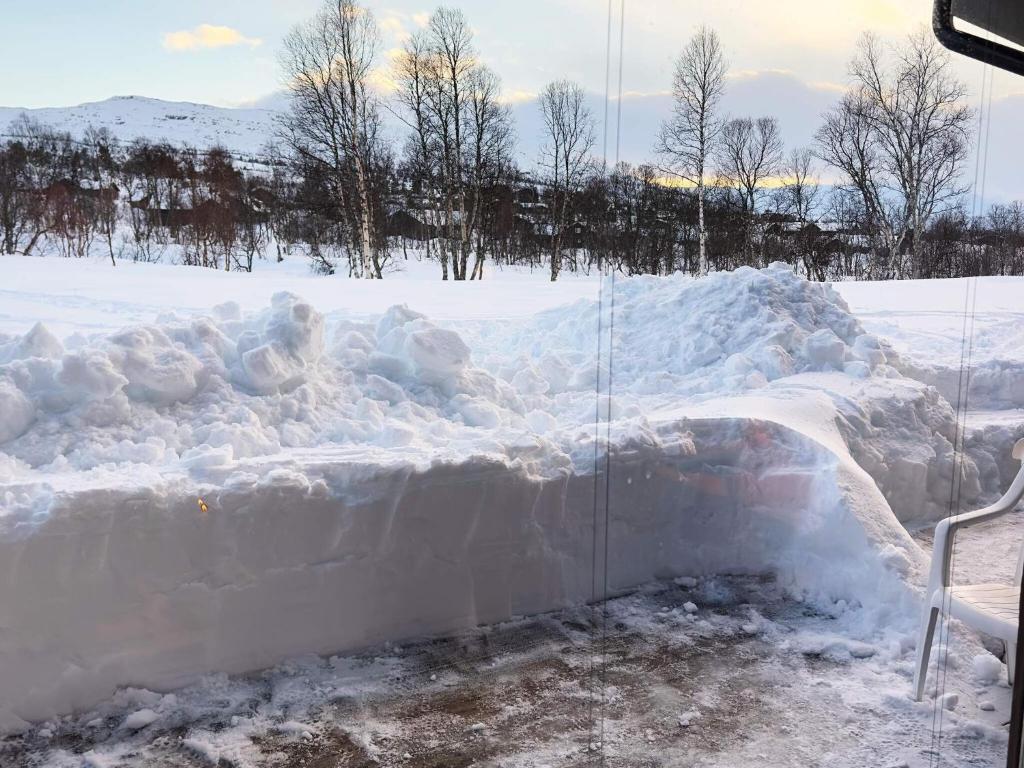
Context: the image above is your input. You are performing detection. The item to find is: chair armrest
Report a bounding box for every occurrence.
[927,439,1024,593]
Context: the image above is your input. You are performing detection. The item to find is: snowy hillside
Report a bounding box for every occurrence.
[0,96,279,155]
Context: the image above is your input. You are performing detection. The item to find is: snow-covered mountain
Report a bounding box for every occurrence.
[0,96,280,156]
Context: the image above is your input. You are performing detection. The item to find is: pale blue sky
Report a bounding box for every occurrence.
[3,0,1021,199]
[4,0,1012,109]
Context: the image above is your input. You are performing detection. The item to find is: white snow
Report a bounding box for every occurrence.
[0,96,278,157]
[0,254,1021,765]
[122,709,159,731]
[973,653,1005,685]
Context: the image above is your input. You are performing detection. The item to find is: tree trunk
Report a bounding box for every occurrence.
[697,179,708,275]
[353,154,374,279]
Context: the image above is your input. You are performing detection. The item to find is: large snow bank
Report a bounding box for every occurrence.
[0,396,922,732]
[470,264,986,521]
[0,263,1010,730]
[0,264,985,522]
[0,292,542,479]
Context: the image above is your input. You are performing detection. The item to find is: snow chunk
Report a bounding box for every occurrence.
[971,653,1003,685]
[123,708,159,730]
[803,328,847,369]
[375,307,471,386]
[56,349,129,402]
[678,709,701,727]
[108,327,202,405]
[0,381,34,444]
[240,293,324,394]
[0,323,63,363]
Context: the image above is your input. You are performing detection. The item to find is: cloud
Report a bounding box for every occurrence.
[498,89,538,105]
[727,68,846,94]
[379,13,411,43]
[163,24,262,52]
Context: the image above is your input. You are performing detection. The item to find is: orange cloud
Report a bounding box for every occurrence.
[163,24,262,52]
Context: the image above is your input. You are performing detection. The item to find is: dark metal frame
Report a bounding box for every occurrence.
[932,5,1024,764]
[935,3,1024,757]
[1011,629,1024,768]
[933,0,1024,76]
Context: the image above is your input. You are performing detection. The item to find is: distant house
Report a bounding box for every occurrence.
[386,209,437,241]
[37,179,119,205]
[514,186,539,205]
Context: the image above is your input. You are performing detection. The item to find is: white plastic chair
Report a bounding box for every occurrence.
[914,438,1024,701]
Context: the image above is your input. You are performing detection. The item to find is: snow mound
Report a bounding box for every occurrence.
[0,265,996,523]
[0,398,923,732]
[0,293,536,483]
[476,263,986,522]
[488,263,890,398]
[0,264,1010,732]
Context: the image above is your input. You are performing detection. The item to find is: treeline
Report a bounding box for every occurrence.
[2,2,1023,281]
[0,118,278,270]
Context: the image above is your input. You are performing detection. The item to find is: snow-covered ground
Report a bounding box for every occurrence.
[2,577,1012,768]
[1,253,1022,766]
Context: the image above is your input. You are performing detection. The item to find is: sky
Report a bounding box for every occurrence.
[2,0,1022,198]
[3,0,1021,109]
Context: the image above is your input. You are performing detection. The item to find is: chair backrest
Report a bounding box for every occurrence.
[1010,439,1024,585]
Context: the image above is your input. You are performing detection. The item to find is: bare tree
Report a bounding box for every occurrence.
[718,117,783,213]
[281,0,383,278]
[394,9,502,281]
[466,64,514,280]
[426,8,475,280]
[656,26,727,275]
[393,29,438,264]
[0,140,31,255]
[776,148,825,278]
[0,117,61,256]
[816,30,972,278]
[539,79,595,281]
[718,116,783,264]
[779,148,820,225]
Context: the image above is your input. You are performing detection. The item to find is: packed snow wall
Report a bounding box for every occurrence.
[0,405,923,732]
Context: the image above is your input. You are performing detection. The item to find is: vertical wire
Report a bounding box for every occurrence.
[602,0,613,173]
[598,1,625,763]
[930,3,993,761]
[588,0,615,755]
[933,277,978,766]
[928,276,973,767]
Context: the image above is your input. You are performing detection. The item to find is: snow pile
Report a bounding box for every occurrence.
[477,263,986,521]
[0,400,924,732]
[0,293,545,487]
[484,264,890,397]
[0,263,1015,732]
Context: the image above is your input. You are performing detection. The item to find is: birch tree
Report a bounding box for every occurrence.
[394,8,513,280]
[466,64,514,280]
[816,30,972,278]
[281,0,383,278]
[718,117,783,214]
[409,8,473,280]
[718,116,783,264]
[778,148,825,279]
[656,26,727,275]
[539,79,595,281]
